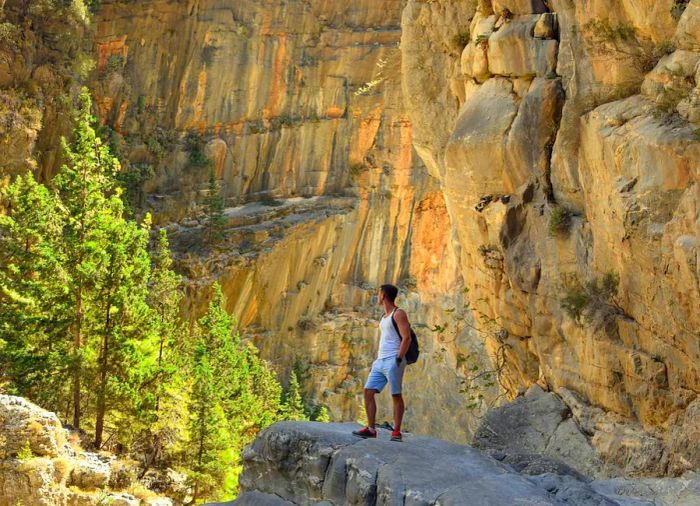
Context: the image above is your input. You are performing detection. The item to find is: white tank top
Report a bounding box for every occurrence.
[377,308,402,359]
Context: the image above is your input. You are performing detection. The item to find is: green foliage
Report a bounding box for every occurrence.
[106,54,125,74]
[283,370,307,421]
[583,19,636,42]
[260,194,283,207]
[671,0,689,20]
[184,131,212,168]
[203,168,227,243]
[311,405,330,423]
[475,34,489,50]
[560,272,622,327]
[16,442,34,460]
[349,163,367,178]
[548,205,572,236]
[185,284,286,501]
[116,162,154,214]
[452,30,470,49]
[0,90,292,504]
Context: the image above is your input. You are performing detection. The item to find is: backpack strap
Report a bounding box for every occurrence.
[390,308,402,341]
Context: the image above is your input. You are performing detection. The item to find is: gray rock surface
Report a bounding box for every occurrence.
[233,421,700,506]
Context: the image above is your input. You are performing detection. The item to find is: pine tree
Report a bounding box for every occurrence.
[283,370,307,421]
[52,87,123,429]
[186,283,239,502]
[139,227,187,472]
[203,168,226,244]
[312,405,330,423]
[0,173,71,411]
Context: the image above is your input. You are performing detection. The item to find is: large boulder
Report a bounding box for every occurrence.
[0,395,65,458]
[233,421,700,505]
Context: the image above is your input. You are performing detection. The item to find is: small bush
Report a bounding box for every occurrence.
[671,0,689,20]
[184,131,212,167]
[475,34,489,50]
[16,442,34,460]
[561,272,622,327]
[452,29,470,49]
[106,54,125,74]
[349,163,367,178]
[548,206,572,236]
[583,20,636,43]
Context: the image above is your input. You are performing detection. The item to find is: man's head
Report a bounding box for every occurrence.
[379,284,398,305]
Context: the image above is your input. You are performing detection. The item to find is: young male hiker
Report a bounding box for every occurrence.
[352,284,412,442]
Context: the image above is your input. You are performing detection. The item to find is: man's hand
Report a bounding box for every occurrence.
[396,356,403,367]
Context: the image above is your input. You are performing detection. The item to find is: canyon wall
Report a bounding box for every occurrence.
[401,0,700,475]
[3,0,699,478]
[91,0,491,442]
[92,0,700,474]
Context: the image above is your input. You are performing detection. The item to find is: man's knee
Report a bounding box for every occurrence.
[391,393,403,400]
[364,388,378,398]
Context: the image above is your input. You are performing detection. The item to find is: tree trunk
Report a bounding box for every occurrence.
[94,291,112,449]
[72,284,82,429]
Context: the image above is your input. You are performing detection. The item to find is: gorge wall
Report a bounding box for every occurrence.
[3,0,699,480]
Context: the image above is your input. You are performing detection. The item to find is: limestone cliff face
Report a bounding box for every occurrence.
[33,0,700,478]
[401,0,700,475]
[92,0,487,442]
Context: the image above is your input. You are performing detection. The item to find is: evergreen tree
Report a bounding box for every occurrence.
[283,370,307,421]
[0,173,71,410]
[312,405,330,423]
[186,283,238,502]
[52,87,123,429]
[203,168,226,244]
[138,228,187,472]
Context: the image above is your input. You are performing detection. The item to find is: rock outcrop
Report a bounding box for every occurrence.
[222,421,700,505]
[0,395,173,506]
[399,0,700,473]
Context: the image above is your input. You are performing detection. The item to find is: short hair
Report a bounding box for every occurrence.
[380,284,398,302]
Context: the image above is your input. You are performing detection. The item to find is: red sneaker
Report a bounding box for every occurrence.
[390,430,402,442]
[352,426,377,438]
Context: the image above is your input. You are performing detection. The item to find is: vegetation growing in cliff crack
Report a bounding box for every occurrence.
[548,205,573,236]
[184,131,213,168]
[354,49,401,96]
[560,272,624,328]
[671,0,690,20]
[583,20,675,75]
[452,29,471,50]
[430,287,509,412]
[475,34,490,51]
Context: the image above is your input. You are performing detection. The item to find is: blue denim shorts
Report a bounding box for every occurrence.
[364,356,406,395]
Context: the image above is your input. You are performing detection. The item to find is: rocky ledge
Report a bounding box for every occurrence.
[223,421,700,506]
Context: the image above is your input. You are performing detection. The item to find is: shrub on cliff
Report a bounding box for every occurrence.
[560,272,624,329]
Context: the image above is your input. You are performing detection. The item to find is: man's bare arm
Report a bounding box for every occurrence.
[394,309,412,361]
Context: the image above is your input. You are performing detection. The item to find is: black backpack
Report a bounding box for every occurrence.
[391,310,420,364]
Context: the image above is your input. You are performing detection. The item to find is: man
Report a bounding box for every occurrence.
[352,284,412,442]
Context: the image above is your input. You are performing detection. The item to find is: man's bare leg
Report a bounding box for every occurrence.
[364,388,377,428]
[392,393,404,432]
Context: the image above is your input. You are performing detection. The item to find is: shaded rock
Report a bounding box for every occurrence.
[472,385,605,478]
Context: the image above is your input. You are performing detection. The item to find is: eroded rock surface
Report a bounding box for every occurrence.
[221,421,700,506]
[0,395,173,506]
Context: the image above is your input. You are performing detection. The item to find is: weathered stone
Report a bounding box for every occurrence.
[69,453,111,491]
[492,0,548,15]
[487,16,558,78]
[238,422,700,505]
[0,395,65,458]
[675,0,700,51]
